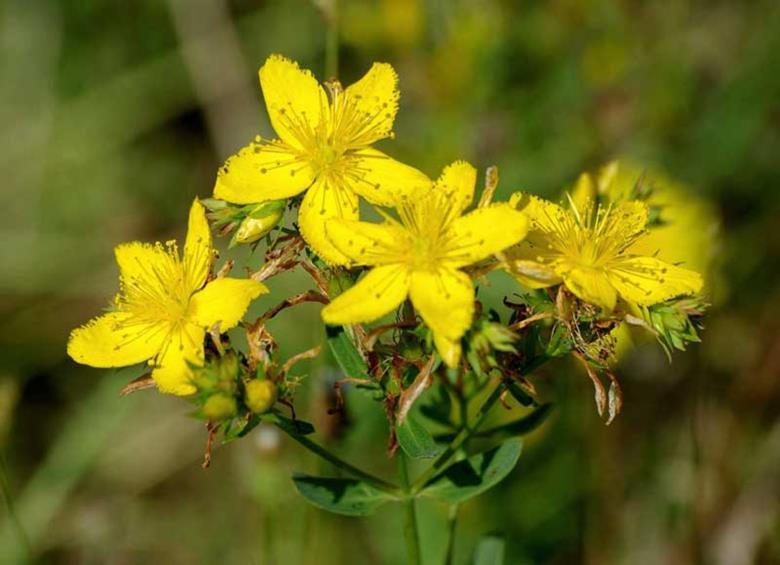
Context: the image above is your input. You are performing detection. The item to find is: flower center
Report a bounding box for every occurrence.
[310,143,344,175]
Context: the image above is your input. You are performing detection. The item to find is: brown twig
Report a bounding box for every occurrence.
[300,259,330,296]
[364,320,418,351]
[202,422,218,469]
[397,356,436,424]
[215,258,234,279]
[572,351,607,419]
[257,290,329,325]
[280,345,322,376]
[119,373,155,396]
[509,311,553,331]
[251,236,305,282]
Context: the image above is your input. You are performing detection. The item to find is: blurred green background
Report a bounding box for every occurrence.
[1,0,779,563]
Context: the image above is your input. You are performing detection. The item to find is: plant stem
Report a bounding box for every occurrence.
[324,0,339,78]
[397,453,421,565]
[0,453,31,561]
[274,422,398,494]
[443,503,459,565]
[410,380,508,494]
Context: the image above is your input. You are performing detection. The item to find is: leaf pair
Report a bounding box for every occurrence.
[293,439,522,516]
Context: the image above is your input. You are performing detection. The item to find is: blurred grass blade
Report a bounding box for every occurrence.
[0,369,141,562]
[473,534,505,565]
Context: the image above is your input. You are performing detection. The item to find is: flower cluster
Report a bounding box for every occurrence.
[67,55,706,451]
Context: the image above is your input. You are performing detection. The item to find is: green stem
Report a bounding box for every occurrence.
[0,453,30,561]
[443,503,459,565]
[397,453,421,565]
[324,0,339,78]
[411,380,508,494]
[274,421,398,494]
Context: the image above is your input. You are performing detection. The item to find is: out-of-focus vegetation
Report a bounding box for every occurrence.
[1,0,779,563]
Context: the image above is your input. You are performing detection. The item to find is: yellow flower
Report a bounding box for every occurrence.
[67,200,268,395]
[571,160,719,357]
[504,181,703,311]
[574,160,720,279]
[320,161,529,366]
[213,54,430,264]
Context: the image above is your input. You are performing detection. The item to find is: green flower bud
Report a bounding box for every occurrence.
[245,379,277,414]
[216,352,240,383]
[202,394,238,421]
[232,201,285,245]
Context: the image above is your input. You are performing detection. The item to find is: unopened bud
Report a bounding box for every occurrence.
[202,394,237,421]
[216,352,239,383]
[245,379,277,414]
[232,201,285,245]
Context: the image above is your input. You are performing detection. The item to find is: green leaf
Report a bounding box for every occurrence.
[419,386,455,428]
[476,404,553,440]
[264,411,315,436]
[326,325,369,378]
[221,413,261,444]
[506,381,535,407]
[396,415,440,459]
[292,474,395,516]
[473,535,505,565]
[421,440,522,503]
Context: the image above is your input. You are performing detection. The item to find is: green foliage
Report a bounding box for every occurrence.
[396,415,440,459]
[475,404,553,440]
[326,325,369,379]
[639,297,706,358]
[421,440,523,503]
[292,474,396,516]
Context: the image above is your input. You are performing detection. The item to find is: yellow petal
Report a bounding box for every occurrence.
[259,54,327,149]
[151,323,205,396]
[114,241,181,303]
[343,148,430,206]
[509,192,569,234]
[434,160,477,213]
[321,264,410,325]
[183,199,213,291]
[67,312,164,368]
[325,217,409,266]
[608,257,703,305]
[433,333,462,368]
[444,204,529,267]
[561,267,617,310]
[503,243,562,288]
[570,172,596,213]
[298,178,359,265]
[610,200,648,241]
[214,140,315,204]
[409,269,474,341]
[342,62,399,146]
[189,278,268,331]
